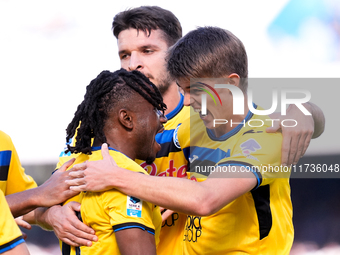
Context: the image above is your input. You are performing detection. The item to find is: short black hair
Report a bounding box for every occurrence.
[112,6,182,47]
[167,26,248,91]
[65,69,166,155]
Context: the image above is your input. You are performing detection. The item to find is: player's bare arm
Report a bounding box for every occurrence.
[67,144,257,216]
[6,158,77,218]
[267,102,325,166]
[3,242,30,255]
[22,202,97,247]
[116,228,156,255]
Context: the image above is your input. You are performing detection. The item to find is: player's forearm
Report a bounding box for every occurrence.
[22,207,54,230]
[113,169,214,216]
[6,187,44,218]
[304,102,325,138]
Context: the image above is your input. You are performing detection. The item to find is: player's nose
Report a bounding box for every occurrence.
[183,92,194,106]
[128,52,143,71]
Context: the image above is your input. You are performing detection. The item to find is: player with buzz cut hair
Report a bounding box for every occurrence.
[60,68,166,255]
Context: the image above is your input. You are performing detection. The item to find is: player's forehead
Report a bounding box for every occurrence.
[117,28,168,51]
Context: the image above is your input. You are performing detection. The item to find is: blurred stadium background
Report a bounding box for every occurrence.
[0,0,339,254]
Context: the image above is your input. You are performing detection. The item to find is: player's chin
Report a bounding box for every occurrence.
[145,156,156,165]
[146,142,161,164]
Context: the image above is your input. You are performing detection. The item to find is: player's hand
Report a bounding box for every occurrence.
[45,203,97,247]
[266,104,314,166]
[15,216,32,230]
[160,207,175,224]
[66,143,118,192]
[35,158,79,207]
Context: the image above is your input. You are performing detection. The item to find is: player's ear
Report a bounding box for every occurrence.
[227,73,240,87]
[118,109,134,130]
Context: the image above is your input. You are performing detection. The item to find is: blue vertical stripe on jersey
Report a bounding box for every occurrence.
[0,151,11,181]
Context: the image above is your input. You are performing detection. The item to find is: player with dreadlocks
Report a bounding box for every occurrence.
[65,68,166,155]
[60,68,166,255]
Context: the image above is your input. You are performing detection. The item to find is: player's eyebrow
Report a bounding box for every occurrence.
[191,82,205,89]
[175,81,190,89]
[119,44,161,56]
[118,49,128,56]
[139,44,160,50]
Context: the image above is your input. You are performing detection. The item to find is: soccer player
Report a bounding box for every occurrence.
[0,190,30,255]
[34,5,324,253]
[59,69,166,255]
[67,27,316,254]
[43,7,189,254]
[0,130,72,254]
[0,130,76,218]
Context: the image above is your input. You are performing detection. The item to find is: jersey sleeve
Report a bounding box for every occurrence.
[1,133,37,195]
[102,189,158,235]
[217,132,288,189]
[0,190,25,253]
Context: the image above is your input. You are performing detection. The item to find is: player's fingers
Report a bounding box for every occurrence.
[281,136,291,166]
[265,121,281,133]
[15,217,32,230]
[68,201,81,211]
[62,223,97,244]
[69,185,88,192]
[70,162,87,172]
[161,209,175,223]
[68,170,85,178]
[292,133,307,165]
[60,236,88,247]
[301,132,313,158]
[69,214,96,236]
[18,221,31,230]
[288,132,302,165]
[58,158,76,172]
[287,134,301,166]
[101,143,110,159]
[65,178,85,186]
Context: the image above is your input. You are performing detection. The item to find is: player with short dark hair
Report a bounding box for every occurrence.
[112,6,182,47]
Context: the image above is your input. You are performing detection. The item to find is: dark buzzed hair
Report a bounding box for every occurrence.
[65,69,166,155]
[167,26,248,91]
[112,6,182,47]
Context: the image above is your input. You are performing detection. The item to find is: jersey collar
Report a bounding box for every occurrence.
[165,94,184,121]
[207,103,257,141]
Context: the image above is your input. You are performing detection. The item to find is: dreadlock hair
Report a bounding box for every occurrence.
[65,68,166,155]
[112,6,182,47]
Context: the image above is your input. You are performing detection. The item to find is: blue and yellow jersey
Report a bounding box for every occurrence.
[61,147,161,255]
[0,190,25,254]
[176,105,293,255]
[57,94,190,255]
[0,131,37,195]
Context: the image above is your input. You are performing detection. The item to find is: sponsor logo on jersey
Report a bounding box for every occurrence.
[240,139,261,156]
[127,196,143,218]
[173,124,181,149]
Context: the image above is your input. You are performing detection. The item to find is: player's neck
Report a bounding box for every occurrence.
[213,98,250,137]
[93,136,136,160]
[162,83,182,116]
